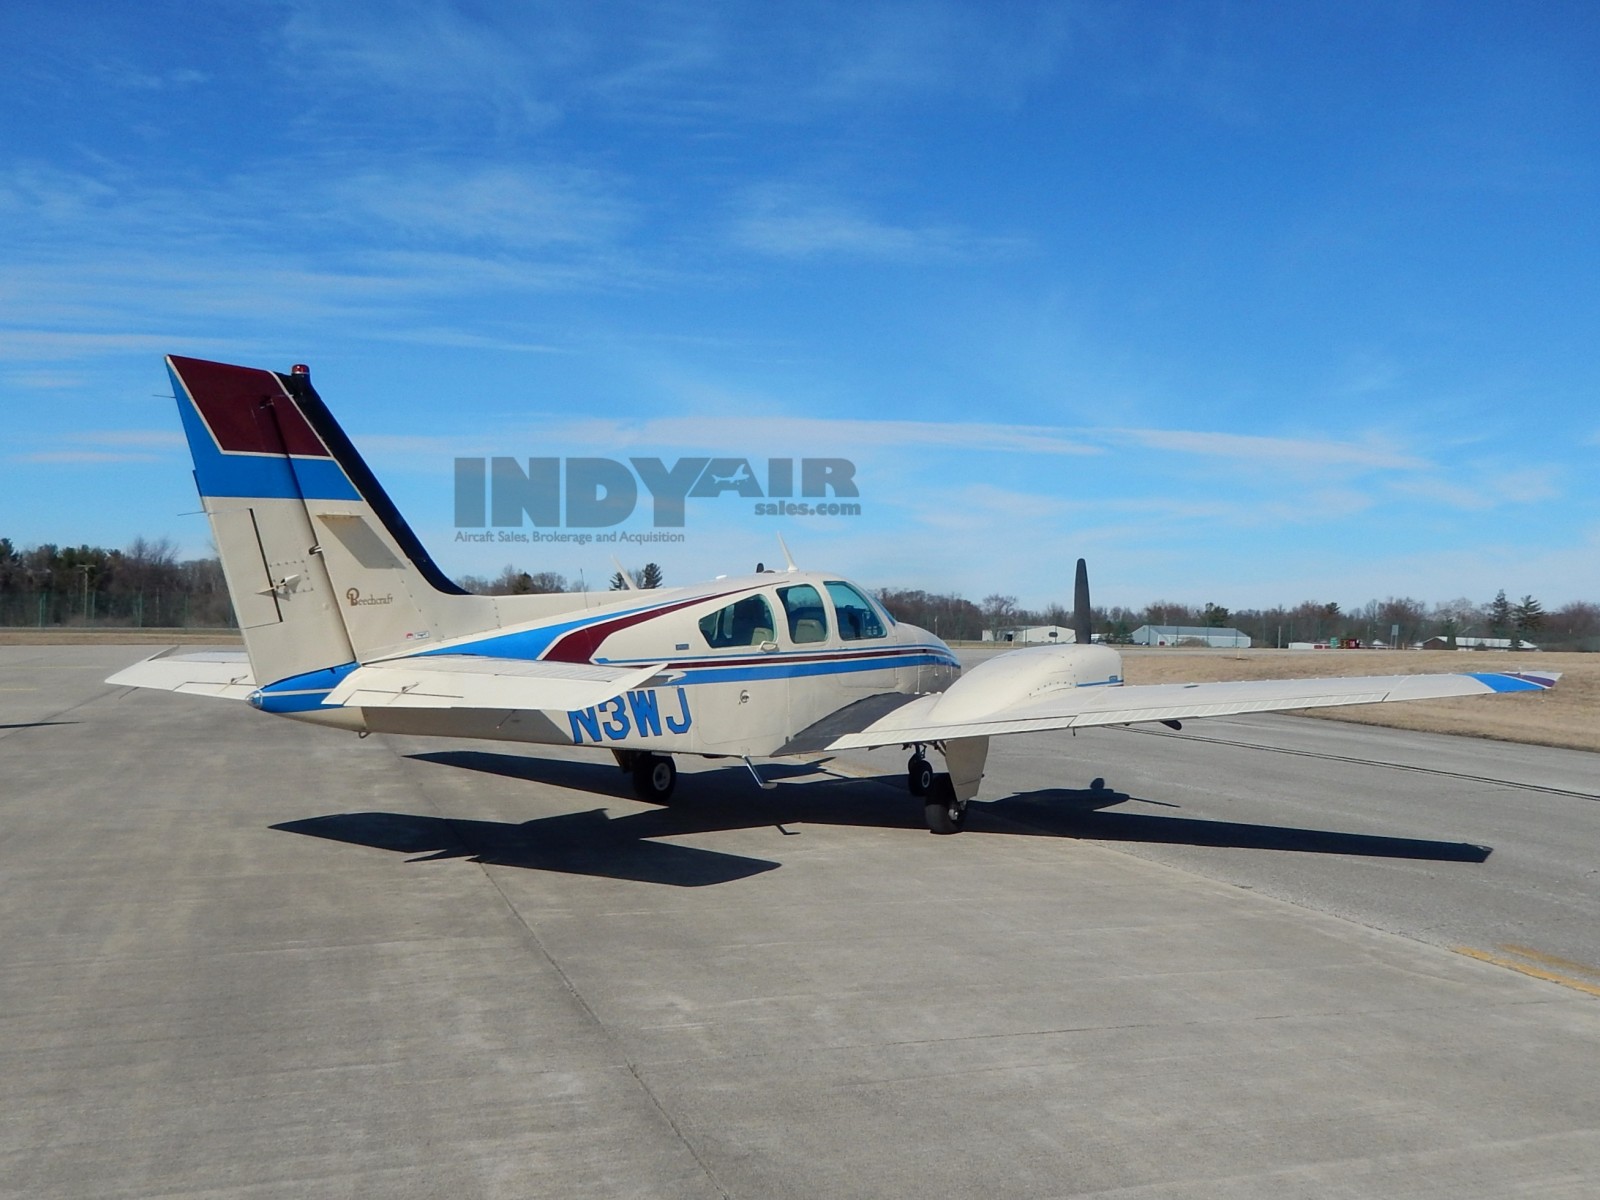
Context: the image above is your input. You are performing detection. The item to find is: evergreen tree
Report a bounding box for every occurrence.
[1512,594,1544,646]
[1487,590,1513,639]
[640,562,663,589]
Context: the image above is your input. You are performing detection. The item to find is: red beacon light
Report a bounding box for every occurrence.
[290,363,311,377]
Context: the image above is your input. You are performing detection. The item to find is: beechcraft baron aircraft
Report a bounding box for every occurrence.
[110,357,1560,834]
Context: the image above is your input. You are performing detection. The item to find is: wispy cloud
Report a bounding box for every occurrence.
[79,430,186,449]
[1110,428,1428,471]
[9,427,186,465]
[0,330,234,362]
[4,369,88,389]
[14,450,162,464]
[333,165,635,251]
[732,185,1022,262]
[1390,465,1560,510]
[277,0,560,125]
[351,414,1102,472]
[506,414,1101,456]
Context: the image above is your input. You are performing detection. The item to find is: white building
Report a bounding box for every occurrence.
[990,624,1077,644]
[1419,635,1539,651]
[1132,624,1252,648]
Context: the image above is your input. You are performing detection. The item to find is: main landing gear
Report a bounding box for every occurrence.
[616,751,678,803]
[907,745,966,835]
[906,749,934,797]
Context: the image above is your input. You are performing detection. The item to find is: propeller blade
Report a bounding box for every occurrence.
[1073,558,1092,645]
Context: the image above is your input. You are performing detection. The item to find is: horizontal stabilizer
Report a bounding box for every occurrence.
[323,654,670,711]
[106,649,257,700]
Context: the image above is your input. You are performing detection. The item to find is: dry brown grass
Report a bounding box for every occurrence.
[1121,648,1599,753]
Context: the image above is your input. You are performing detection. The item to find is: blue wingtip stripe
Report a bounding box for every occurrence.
[1466,672,1548,693]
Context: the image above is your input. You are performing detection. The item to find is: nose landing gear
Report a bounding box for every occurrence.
[923,775,967,834]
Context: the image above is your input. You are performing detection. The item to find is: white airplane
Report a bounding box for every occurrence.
[110,356,1560,834]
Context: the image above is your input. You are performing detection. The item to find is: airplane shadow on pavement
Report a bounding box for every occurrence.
[271,751,1491,886]
[981,786,1493,862]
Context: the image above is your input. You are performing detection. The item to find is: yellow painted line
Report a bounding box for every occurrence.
[1455,946,1600,999]
[1497,943,1600,980]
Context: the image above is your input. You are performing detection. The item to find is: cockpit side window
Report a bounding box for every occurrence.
[698,594,776,649]
[776,583,829,644]
[825,581,887,641]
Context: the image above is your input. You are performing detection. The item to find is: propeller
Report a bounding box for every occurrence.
[1072,557,1092,646]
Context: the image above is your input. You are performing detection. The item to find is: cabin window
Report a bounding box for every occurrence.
[698,594,776,649]
[777,584,829,644]
[825,581,887,640]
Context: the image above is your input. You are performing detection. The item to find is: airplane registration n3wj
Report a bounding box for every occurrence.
[110,357,1559,834]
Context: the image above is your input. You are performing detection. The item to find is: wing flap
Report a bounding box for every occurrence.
[807,671,1560,751]
[106,649,257,700]
[323,654,668,711]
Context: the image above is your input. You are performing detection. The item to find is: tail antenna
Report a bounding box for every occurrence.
[1073,558,1092,645]
[777,533,799,572]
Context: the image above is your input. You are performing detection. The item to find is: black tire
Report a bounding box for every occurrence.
[924,775,966,834]
[631,753,677,803]
[907,754,933,797]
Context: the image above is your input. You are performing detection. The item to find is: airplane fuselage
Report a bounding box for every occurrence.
[253,569,961,758]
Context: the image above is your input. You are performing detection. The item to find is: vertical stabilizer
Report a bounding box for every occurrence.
[167,356,485,687]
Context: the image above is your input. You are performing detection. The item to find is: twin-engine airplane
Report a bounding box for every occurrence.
[110,356,1560,834]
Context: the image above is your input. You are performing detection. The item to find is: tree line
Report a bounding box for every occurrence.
[0,537,235,628]
[884,589,1598,651]
[3,536,1596,650]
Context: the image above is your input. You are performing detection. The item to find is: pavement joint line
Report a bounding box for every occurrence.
[383,732,735,1200]
[1454,946,1600,999]
[1119,724,1600,802]
[0,684,120,743]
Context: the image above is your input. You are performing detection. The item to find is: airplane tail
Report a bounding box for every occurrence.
[167,356,500,690]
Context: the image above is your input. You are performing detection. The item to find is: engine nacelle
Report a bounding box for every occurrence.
[929,644,1124,722]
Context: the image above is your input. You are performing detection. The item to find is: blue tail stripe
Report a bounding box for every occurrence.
[173,365,359,502]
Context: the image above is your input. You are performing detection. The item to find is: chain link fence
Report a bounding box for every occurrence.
[0,591,237,630]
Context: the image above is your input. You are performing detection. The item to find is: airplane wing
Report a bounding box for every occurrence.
[107,649,257,700]
[322,655,670,711]
[782,669,1561,753]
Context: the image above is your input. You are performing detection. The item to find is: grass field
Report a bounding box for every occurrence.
[1121,648,1598,754]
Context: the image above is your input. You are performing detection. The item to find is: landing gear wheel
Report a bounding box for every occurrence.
[924,775,967,835]
[631,753,677,803]
[907,753,933,797]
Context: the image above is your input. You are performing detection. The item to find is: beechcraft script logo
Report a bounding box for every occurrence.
[345,588,394,607]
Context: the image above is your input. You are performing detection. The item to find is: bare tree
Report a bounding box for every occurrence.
[982,593,1019,638]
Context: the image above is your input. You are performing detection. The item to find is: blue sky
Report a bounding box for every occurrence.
[3,1,1597,610]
